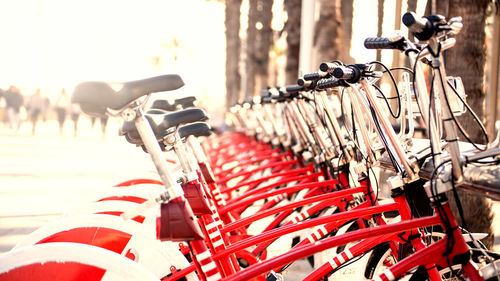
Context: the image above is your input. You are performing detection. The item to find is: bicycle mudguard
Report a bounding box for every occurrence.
[182,181,212,215]
[0,243,159,281]
[113,178,163,187]
[158,200,204,241]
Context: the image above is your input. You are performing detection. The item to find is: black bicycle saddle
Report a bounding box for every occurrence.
[71,74,184,116]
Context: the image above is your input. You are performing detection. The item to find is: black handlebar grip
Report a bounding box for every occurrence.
[260,89,271,98]
[364,36,407,51]
[261,96,273,104]
[303,72,325,81]
[402,12,428,33]
[332,66,355,80]
[319,62,338,73]
[316,77,342,90]
[285,84,304,93]
[297,78,313,87]
[364,37,393,49]
[402,12,434,41]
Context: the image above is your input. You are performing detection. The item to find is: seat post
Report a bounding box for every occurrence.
[187,135,208,164]
[134,107,184,199]
[171,133,199,182]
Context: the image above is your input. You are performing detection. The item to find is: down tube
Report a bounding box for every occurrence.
[221,215,441,281]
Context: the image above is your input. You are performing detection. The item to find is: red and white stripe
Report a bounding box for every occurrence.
[327,249,354,270]
[292,209,310,223]
[270,193,288,203]
[207,202,224,230]
[305,225,328,244]
[204,221,219,234]
[372,268,395,281]
[207,228,225,249]
[195,249,222,281]
[212,189,226,205]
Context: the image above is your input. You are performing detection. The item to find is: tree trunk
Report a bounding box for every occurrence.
[340,0,354,64]
[434,0,449,16]
[225,0,242,109]
[406,0,417,13]
[255,0,274,93]
[314,0,343,65]
[446,0,489,144]
[245,0,274,97]
[245,0,258,98]
[284,0,301,85]
[376,0,385,63]
[446,0,492,249]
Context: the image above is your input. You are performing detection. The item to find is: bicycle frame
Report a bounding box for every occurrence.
[38,12,494,281]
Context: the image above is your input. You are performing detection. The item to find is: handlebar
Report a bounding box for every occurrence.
[316,77,344,90]
[332,66,356,80]
[364,35,406,51]
[319,62,339,73]
[402,12,430,34]
[297,78,312,87]
[303,72,328,81]
[261,96,273,104]
[402,12,447,41]
[260,89,271,98]
[331,65,364,83]
[285,84,305,93]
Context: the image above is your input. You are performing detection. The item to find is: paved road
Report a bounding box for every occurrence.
[0,119,498,280]
[0,119,155,253]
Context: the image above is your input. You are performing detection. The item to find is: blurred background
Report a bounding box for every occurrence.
[0,0,497,135]
[0,0,499,255]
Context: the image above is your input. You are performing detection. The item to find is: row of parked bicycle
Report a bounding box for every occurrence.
[1,11,500,281]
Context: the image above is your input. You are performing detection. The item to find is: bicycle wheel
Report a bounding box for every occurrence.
[0,242,159,281]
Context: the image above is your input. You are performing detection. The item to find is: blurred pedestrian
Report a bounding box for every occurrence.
[41,96,50,123]
[27,88,43,135]
[70,103,81,137]
[0,88,6,128]
[4,86,24,132]
[54,88,70,136]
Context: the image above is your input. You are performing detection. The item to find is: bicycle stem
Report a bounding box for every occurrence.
[347,85,377,164]
[407,41,443,167]
[288,100,320,156]
[318,91,353,162]
[359,79,418,180]
[296,98,336,160]
[429,38,464,183]
[262,103,283,144]
[283,103,303,151]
